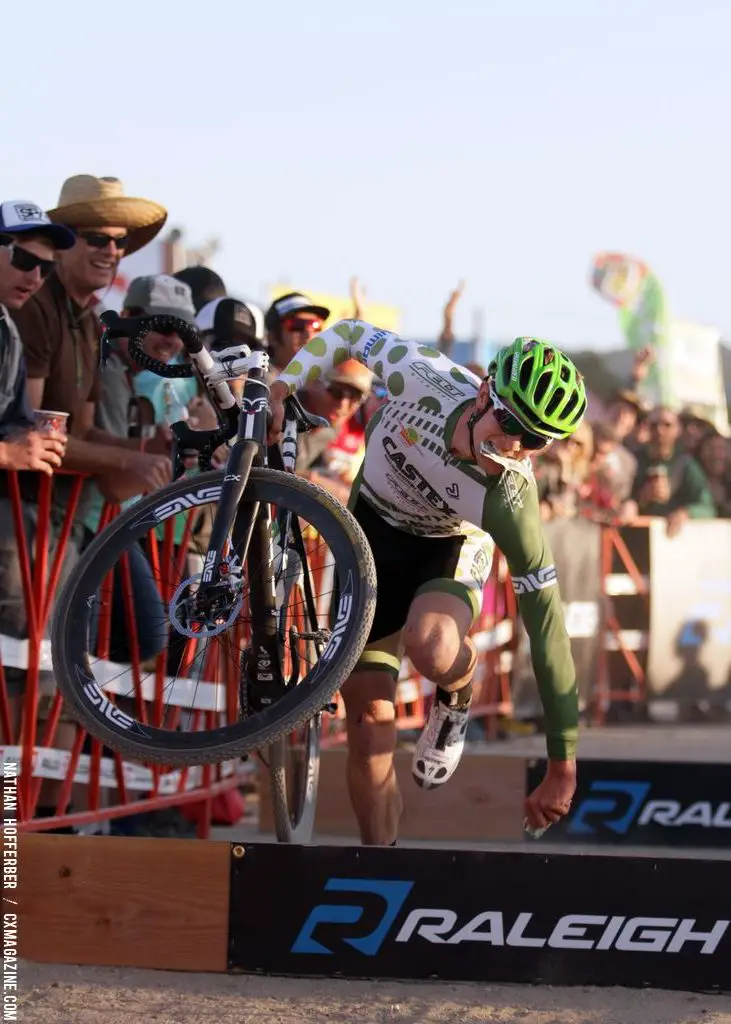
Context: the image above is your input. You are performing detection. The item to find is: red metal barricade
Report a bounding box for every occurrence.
[0,470,248,837]
[593,518,653,724]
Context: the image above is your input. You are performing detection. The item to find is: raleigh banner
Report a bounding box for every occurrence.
[229,842,731,991]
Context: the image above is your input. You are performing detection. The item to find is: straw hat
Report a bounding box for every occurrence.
[47,175,167,256]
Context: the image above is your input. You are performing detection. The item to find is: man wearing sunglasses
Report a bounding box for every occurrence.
[11,175,170,504]
[264,291,330,377]
[0,201,74,474]
[268,323,587,846]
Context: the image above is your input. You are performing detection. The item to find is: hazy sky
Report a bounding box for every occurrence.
[3,0,729,350]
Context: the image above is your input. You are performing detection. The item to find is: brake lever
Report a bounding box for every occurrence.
[285,393,330,432]
[170,421,230,479]
[98,311,158,371]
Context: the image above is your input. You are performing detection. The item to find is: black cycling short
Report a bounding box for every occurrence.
[350,496,493,677]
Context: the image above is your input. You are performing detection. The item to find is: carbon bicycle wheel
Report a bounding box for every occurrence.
[266,558,324,843]
[51,469,376,766]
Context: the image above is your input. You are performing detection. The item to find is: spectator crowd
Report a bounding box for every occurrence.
[0,173,729,834]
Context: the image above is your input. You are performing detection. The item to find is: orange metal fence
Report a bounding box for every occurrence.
[0,470,248,837]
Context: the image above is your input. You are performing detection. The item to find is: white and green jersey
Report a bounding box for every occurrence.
[277,320,579,760]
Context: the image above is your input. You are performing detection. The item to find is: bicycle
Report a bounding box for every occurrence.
[51,311,377,842]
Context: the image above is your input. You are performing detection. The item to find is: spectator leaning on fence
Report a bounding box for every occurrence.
[11,174,171,506]
[88,274,197,508]
[621,405,716,537]
[2,177,167,824]
[0,202,80,800]
[80,275,198,731]
[0,201,72,474]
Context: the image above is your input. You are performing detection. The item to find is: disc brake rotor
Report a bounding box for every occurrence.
[169,572,244,639]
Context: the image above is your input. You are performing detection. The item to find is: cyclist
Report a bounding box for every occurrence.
[268,321,586,846]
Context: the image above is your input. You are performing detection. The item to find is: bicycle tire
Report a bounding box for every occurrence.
[267,718,321,843]
[267,569,322,843]
[51,469,376,766]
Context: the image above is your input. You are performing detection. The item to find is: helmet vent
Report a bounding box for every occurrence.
[563,392,580,419]
[559,363,572,383]
[545,388,565,417]
[534,371,552,404]
[519,355,535,391]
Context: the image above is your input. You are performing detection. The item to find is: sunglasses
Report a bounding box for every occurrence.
[327,382,364,403]
[78,231,129,251]
[488,382,550,450]
[283,316,322,334]
[0,239,54,279]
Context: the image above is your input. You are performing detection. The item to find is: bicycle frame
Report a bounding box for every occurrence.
[98,309,327,702]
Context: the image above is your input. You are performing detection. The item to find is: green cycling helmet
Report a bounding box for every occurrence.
[488,337,587,439]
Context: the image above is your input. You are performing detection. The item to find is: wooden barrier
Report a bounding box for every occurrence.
[18,834,230,972]
[258,747,528,842]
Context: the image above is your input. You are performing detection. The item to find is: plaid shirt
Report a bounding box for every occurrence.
[0,305,34,439]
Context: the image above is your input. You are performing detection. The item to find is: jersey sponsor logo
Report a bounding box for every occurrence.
[501,472,524,511]
[384,474,424,509]
[400,425,419,446]
[470,546,491,584]
[512,565,558,595]
[410,361,466,401]
[362,328,390,359]
[382,436,457,516]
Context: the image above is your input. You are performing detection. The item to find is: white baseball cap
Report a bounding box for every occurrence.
[0,200,76,249]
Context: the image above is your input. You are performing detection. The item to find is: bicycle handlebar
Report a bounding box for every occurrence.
[100,311,201,378]
[99,310,270,417]
[98,312,329,464]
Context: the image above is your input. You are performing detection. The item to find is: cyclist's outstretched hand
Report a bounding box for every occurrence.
[524,759,576,832]
[267,380,288,445]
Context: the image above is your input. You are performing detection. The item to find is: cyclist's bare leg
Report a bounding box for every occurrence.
[340,637,402,846]
[402,588,478,789]
[402,589,477,698]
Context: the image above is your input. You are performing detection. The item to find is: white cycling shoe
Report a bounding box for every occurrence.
[412,692,471,790]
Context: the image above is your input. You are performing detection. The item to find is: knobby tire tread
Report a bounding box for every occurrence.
[51,469,376,766]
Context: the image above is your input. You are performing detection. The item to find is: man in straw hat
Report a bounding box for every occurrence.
[12,175,172,499]
[5,176,172,827]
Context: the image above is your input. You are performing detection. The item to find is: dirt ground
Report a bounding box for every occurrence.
[17,961,731,1024]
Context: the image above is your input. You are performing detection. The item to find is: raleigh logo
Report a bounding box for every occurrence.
[292,877,728,956]
[292,879,414,954]
[569,781,731,835]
